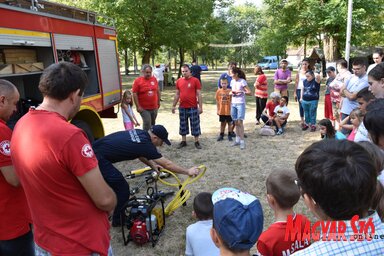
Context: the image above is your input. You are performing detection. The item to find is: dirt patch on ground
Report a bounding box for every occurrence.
[103,70,324,255]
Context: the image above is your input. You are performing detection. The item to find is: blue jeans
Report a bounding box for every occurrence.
[296,89,304,118]
[301,100,318,125]
[97,154,130,226]
[0,230,34,256]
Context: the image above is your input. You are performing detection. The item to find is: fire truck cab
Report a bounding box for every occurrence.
[0,0,122,140]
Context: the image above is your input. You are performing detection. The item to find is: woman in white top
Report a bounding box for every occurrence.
[294,58,311,128]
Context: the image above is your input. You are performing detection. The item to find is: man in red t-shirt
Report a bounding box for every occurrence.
[132,64,160,131]
[0,79,34,255]
[11,63,116,256]
[172,65,203,149]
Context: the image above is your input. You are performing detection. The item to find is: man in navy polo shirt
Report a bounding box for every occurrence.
[92,124,200,226]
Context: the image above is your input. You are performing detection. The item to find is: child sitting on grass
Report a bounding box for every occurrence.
[318,118,346,140]
[257,169,311,256]
[185,192,219,256]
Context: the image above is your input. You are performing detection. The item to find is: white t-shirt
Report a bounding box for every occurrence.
[354,122,371,142]
[297,72,306,90]
[367,63,377,74]
[231,78,248,104]
[340,74,368,115]
[185,220,219,256]
[153,66,165,81]
[273,105,290,118]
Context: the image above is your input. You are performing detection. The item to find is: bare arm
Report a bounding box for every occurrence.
[339,116,353,131]
[197,89,203,114]
[1,165,19,187]
[274,79,280,85]
[275,78,290,84]
[77,167,117,212]
[315,74,321,84]
[154,157,200,176]
[244,86,252,96]
[287,75,292,83]
[294,73,300,91]
[157,85,161,108]
[132,111,140,126]
[216,91,220,115]
[139,157,158,170]
[123,104,138,126]
[342,89,359,101]
[132,92,143,113]
[172,90,180,114]
[300,88,304,101]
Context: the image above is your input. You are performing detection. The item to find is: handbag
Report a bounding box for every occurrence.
[259,124,275,136]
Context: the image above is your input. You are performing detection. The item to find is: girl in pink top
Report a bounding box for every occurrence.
[339,108,363,141]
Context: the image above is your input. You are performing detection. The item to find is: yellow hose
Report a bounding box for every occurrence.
[130,166,152,175]
[157,165,207,215]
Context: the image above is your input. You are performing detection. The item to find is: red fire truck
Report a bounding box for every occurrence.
[0,0,122,140]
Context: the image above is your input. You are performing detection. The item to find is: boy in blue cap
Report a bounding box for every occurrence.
[210,188,263,255]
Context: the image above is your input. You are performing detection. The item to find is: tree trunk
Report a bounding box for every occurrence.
[304,37,307,57]
[142,49,151,65]
[124,48,129,76]
[178,47,184,78]
[134,51,137,74]
[323,35,341,62]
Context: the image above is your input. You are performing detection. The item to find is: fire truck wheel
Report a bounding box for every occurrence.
[71,119,94,143]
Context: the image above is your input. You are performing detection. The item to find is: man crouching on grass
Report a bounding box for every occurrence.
[293,140,384,255]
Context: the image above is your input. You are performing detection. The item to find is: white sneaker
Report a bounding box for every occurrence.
[240,141,245,150]
[231,141,240,147]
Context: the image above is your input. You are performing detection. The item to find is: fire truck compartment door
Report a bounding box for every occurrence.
[54,34,93,50]
[96,38,121,108]
[0,28,51,47]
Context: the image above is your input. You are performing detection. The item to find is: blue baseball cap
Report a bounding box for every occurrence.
[150,125,171,145]
[212,187,263,250]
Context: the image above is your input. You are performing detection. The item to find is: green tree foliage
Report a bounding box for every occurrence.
[222,3,264,66]
[261,0,384,61]
[52,0,229,67]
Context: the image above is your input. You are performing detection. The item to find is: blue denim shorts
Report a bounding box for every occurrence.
[231,103,246,120]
